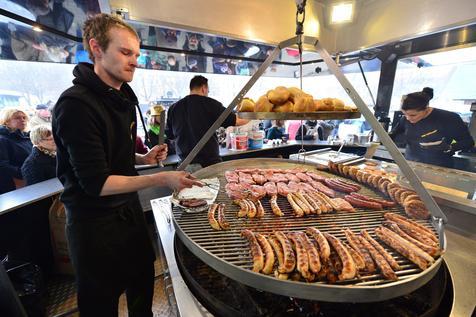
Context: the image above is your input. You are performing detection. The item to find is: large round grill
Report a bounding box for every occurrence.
[172,158,444,302]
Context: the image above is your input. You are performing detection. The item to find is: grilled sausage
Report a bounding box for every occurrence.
[383,221,440,257]
[234,199,249,217]
[349,192,396,207]
[269,235,287,275]
[361,229,400,271]
[323,233,357,280]
[358,233,397,280]
[301,193,322,214]
[404,200,430,220]
[306,227,331,263]
[246,199,257,218]
[286,193,304,217]
[288,232,314,281]
[384,213,436,238]
[241,229,264,272]
[332,179,361,191]
[312,192,334,212]
[344,195,383,210]
[180,198,208,208]
[298,232,322,274]
[324,179,356,193]
[208,203,221,230]
[290,193,311,215]
[346,243,366,270]
[255,200,265,218]
[217,203,230,230]
[294,192,314,214]
[343,228,376,273]
[386,217,438,248]
[255,233,275,274]
[375,227,434,270]
[270,195,284,216]
[274,231,296,273]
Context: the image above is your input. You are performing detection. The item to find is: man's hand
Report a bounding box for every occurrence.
[137,144,168,165]
[157,171,203,192]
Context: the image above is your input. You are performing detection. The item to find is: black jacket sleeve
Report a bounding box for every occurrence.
[54,98,111,196]
[446,113,475,151]
[0,138,22,178]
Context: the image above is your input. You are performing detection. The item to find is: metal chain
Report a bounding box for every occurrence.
[296,1,306,161]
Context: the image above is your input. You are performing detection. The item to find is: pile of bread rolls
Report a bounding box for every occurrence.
[238,86,357,113]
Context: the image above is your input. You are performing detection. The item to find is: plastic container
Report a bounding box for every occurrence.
[248,130,265,149]
[230,132,248,151]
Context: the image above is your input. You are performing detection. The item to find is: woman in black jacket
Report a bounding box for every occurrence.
[21,125,57,185]
[0,108,32,194]
[390,87,474,168]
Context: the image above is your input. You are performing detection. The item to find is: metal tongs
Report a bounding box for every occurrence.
[157,111,166,167]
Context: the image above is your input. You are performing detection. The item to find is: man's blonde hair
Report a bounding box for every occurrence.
[30,124,52,145]
[0,108,28,126]
[82,13,139,62]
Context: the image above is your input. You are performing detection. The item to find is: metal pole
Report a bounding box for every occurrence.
[306,36,447,224]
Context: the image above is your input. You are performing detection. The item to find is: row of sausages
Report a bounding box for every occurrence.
[328,162,430,219]
[241,212,440,282]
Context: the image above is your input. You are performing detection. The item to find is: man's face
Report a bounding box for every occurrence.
[93,27,140,88]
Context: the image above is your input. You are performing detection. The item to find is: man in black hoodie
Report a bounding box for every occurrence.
[52,14,201,316]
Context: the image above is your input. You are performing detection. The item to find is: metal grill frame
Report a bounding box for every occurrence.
[172,158,445,303]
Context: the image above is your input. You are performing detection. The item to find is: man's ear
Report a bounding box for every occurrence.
[89,38,102,60]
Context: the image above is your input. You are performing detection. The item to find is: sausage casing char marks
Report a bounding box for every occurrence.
[241,229,264,273]
[323,232,357,280]
[270,194,284,216]
[255,233,275,274]
[382,221,440,257]
[274,231,296,273]
[286,193,304,217]
[357,232,397,280]
[217,203,230,230]
[375,227,433,270]
[297,232,321,274]
[306,227,331,263]
[343,228,376,273]
[361,229,401,271]
[288,232,314,281]
[268,235,288,278]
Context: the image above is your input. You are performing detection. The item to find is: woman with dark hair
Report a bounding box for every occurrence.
[390,87,474,168]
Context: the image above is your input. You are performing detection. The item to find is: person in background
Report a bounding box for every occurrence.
[296,120,320,140]
[166,75,248,170]
[21,124,56,185]
[135,135,148,154]
[52,14,202,316]
[145,104,164,148]
[29,103,52,127]
[266,120,285,140]
[390,87,474,168]
[0,107,32,194]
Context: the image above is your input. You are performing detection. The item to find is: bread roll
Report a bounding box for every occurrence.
[293,94,314,112]
[320,98,335,111]
[267,86,290,105]
[333,98,345,111]
[344,105,358,112]
[238,98,255,112]
[274,100,293,112]
[314,99,331,111]
[254,95,274,112]
[288,87,305,103]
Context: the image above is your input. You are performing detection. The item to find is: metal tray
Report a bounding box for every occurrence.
[237,111,361,120]
[172,158,444,303]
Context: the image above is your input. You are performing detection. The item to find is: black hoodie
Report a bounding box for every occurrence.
[52,63,139,218]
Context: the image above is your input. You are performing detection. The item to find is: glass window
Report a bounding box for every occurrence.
[390,45,476,125]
